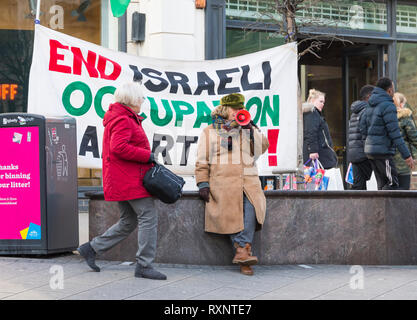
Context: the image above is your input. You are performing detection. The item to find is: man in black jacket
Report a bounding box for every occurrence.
[347,85,374,190]
[359,77,414,190]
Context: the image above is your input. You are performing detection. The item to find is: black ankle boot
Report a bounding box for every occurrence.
[77,242,100,272]
[135,264,167,280]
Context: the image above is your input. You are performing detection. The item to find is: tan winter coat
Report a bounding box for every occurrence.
[195,124,269,234]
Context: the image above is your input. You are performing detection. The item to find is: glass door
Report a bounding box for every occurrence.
[342,45,384,185]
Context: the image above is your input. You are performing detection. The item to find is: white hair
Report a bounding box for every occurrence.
[114,82,144,108]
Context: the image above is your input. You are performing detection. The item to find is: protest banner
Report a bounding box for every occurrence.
[28,25,298,176]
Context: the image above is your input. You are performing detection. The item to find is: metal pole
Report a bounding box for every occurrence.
[118,13,127,52]
[35,0,41,24]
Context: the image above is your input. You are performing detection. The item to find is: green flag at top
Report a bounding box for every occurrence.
[110,0,131,17]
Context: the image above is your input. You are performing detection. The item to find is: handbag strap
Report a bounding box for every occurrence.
[322,129,332,148]
[322,129,338,167]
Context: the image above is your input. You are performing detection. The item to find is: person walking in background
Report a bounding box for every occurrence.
[347,85,374,190]
[359,77,414,190]
[77,82,166,280]
[195,93,269,276]
[303,89,337,169]
[393,92,417,190]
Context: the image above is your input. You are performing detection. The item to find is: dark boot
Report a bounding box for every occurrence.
[135,264,167,280]
[77,242,100,272]
[232,243,258,265]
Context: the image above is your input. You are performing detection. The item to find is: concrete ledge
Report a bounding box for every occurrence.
[87,190,417,265]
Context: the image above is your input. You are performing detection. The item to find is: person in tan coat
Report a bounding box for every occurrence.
[195,93,269,275]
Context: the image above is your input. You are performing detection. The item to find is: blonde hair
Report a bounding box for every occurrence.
[211,105,229,119]
[307,89,325,103]
[394,92,406,108]
[114,82,145,109]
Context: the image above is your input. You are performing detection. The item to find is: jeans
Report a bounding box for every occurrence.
[229,193,257,247]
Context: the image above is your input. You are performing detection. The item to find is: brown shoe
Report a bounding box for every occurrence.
[244,243,258,264]
[232,243,258,265]
[240,265,254,276]
[245,243,254,256]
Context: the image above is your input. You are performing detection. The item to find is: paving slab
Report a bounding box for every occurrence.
[1,254,417,300]
[125,276,224,300]
[191,286,267,300]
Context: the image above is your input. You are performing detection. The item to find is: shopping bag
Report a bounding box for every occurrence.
[324,167,344,190]
[319,176,330,190]
[366,172,378,190]
[303,159,316,190]
[345,162,354,185]
[304,159,325,190]
[313,160,325,190]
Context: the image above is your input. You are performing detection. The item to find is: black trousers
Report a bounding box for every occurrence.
[368,157,399,190]
[398,174,411,190]
[351,160,373,190]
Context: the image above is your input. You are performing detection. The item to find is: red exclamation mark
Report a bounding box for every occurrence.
[267,129,279,166]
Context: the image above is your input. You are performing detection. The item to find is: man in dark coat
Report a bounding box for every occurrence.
[347,85,374,190]
[359,77,414,190]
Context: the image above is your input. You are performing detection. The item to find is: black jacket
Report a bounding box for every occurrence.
[303,103,337,169]
[359,87,410,159]
[347,100,368,163]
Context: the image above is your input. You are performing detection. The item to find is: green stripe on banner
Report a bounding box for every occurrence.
[110,0,131,18]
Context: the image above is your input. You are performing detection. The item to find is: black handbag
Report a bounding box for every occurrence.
[143,161,185,204]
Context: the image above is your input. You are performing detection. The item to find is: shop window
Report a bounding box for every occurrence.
[226,28,285,57]
[0,0,102,44]
[397,3,417,34]
[397,42,417,117]
[0,30,33,114]
[0,0,104,113]
[226,0,387,32]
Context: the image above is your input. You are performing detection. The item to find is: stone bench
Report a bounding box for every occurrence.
[87,190,417,265]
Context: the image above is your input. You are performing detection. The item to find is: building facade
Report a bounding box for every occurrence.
[205,0,417,185]
[2,0,417,187]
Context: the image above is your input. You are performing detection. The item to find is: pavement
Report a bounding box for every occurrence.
[1,253,417,300]
[0,212,417,301]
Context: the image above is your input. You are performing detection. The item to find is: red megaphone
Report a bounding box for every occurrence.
[235,109,251,126]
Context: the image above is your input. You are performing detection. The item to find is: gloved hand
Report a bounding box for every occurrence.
[199,187,210,202]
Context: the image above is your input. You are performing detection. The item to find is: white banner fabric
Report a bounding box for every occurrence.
[28,25,298,176]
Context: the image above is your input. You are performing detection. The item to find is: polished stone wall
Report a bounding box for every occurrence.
[87,191,417,265]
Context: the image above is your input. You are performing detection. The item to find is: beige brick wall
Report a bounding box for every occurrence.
[77,168,102,187]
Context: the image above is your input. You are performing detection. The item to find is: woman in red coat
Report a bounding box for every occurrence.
[78,82,166,280]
